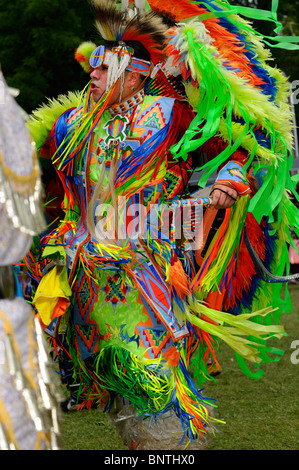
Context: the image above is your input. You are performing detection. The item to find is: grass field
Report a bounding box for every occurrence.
[60,284,299,451]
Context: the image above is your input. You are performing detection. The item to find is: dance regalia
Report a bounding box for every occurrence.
[25,0,299,448]
[37,91,195,359]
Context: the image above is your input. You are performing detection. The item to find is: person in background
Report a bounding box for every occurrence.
[0,70,60,450]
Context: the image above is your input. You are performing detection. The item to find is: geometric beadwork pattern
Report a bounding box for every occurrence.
[105,274,128,305]
[72,270,100,360]
[136,295,174,359]
[74,324,99,359]
[74,273,96,323]
[137,102,166,130]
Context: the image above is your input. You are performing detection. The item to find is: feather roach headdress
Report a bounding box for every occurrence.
[75,0,168,89]
[92,0,167,63]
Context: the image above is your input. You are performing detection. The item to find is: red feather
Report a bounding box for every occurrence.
[122,28,165,65]
[223,213,267,310]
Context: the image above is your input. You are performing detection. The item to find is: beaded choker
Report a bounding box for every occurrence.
[108,89,145,116]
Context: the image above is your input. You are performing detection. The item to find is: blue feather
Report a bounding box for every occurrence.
[195,1,278,100]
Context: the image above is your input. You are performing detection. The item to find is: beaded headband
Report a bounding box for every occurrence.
[89,44,151,77]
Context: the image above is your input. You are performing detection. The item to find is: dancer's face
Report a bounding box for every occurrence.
[90,65,140,105]
[90,64,110,103]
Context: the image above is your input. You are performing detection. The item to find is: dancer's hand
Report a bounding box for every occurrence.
[209,184,238,209]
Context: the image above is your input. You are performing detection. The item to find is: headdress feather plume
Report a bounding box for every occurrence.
[91,0,124,41]
[90,0,167,64]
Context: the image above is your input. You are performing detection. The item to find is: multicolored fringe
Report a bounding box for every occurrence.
[68,340,222,442]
